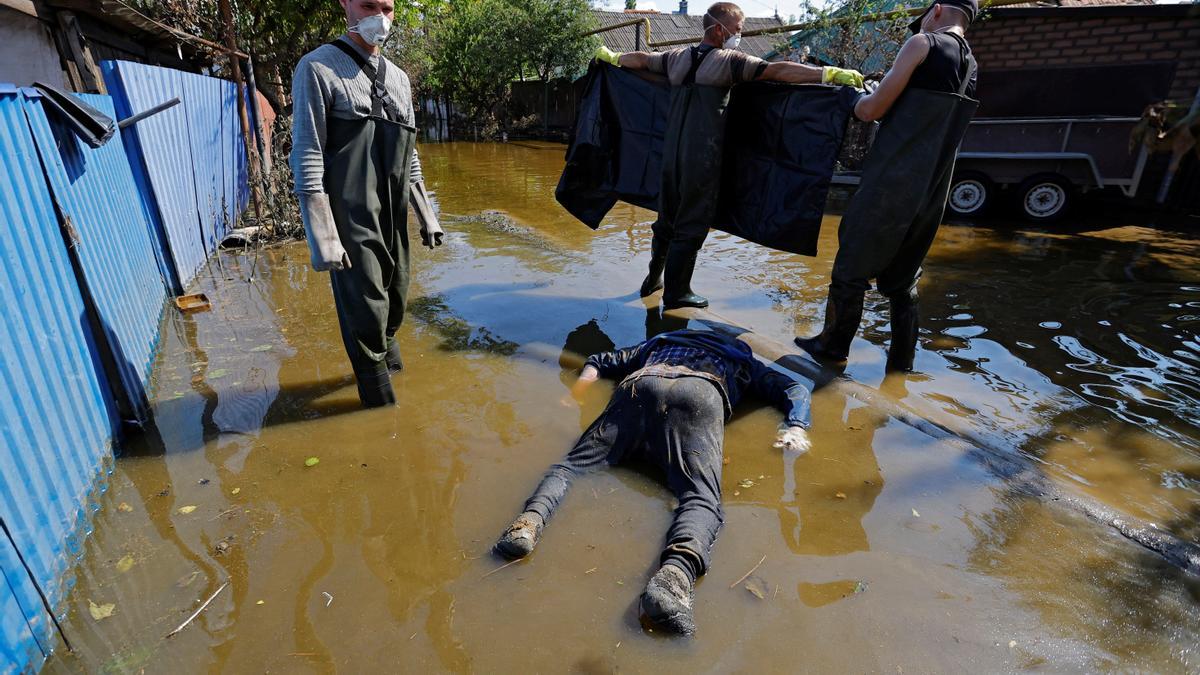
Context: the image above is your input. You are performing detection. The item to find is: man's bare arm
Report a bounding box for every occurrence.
[853,35,930,121]
[759,61,825,84]
[617,51,653,70]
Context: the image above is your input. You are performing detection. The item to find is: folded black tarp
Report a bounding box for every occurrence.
[556,62,861,256]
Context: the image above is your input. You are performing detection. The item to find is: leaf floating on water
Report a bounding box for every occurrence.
[744,576,769,600]
[1008,640,1017,649]
[305,457,320,467]
[256,600,265,605]
[911,508,921,518]
[117,502,133,513]
[115,554,135,573]
[178,505,197,515]
[250,344,273,352]
[231,488,241,495]
[835,492,847,500]
[88,599,115,621]
[739,479,756,488]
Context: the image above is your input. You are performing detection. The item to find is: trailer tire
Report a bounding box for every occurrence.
[947,171,993,217]
[1018,173,1072,222]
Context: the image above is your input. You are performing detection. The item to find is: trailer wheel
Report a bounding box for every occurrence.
[947,171,992,217]
[1018,173,1072,222]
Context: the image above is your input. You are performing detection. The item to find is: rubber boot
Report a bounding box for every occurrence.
[639,233,668,297]
[886,289,920,372]
[662,243,708,309]
[793,287,864,362]
[494,511,544,560]
[639,563,696,636]
[385,337,404,373]
[355,363,396,408]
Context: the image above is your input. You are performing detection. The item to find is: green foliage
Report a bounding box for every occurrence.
[426,0,596,128]
[785,0,908,73]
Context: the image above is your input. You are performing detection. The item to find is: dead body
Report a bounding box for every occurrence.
[495,329,812,635]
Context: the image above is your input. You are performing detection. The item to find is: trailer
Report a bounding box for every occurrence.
[832,116,1150,222]
[947,116,1150,221]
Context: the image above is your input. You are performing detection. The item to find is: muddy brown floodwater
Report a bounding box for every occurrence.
[46,141,1200,673]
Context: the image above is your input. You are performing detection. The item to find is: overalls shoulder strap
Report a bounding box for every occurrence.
[944,32,977,97]
[682,46,714,86]
[328,40,403,120]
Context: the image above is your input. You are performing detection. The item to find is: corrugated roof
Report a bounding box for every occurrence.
[592,10,788,58]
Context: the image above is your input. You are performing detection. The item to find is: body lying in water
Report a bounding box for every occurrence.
[495,329,813,635]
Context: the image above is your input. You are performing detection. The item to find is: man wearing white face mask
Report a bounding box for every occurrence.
[595,2,864,310]
[290,0,444,408]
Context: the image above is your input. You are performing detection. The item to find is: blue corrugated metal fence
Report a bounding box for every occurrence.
[1,64,250,672]
[102,60,250,292]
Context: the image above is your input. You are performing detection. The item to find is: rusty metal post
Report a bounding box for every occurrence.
[219,0,262,220]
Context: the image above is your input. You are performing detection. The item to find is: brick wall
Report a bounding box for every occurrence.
[969,10,1200,102]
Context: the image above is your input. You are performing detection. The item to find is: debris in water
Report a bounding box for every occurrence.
[912,508,921,518]
[117,502,133,513]
[585,567,597,574]
[166,581,229,638]
[251,344,273,352]
[256,600,265,605]
[322,592,333,607]
[481,558,522,580]
[198,478,210,485]
[178,505,197,515]
[835,492,847,500]
[854,581,868,594]
[730,555,766,589]
[115,554,135,573]
[208,368,229,379]
[88,599,115,621]
[744,576,769,600]
[214,536,234,557]
[231,488,241,495]
[739,479,756,488]
[305,457,320,467]
[1008,640,1017,649]
[723,457,731,465]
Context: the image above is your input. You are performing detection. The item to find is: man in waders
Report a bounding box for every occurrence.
[290,0,444,408]
[494,329,814,636]
[595,2,865,309]
[795,0,979,372]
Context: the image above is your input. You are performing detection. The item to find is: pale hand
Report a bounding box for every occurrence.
[774,426,812,454]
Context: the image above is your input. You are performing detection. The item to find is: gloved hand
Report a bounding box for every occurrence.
[410,180,444,249]
[595,45,623,67]
[298,192,350,272]
[822,66,865,89]
[773,425,812,454]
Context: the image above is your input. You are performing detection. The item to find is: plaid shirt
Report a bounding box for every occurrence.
[584,330,812,429]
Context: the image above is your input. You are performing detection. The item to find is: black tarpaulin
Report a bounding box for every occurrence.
[556,62,861,256]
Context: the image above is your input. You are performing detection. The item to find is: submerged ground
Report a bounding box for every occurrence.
[46,141,1200,673]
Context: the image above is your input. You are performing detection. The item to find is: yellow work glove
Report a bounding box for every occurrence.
[596,45,623,67]
[822,66,865,88]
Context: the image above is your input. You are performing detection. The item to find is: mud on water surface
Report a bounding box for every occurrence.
[47,141,1200,673]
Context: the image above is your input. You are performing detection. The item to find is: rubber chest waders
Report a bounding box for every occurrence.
[803,40,978,369]
[325,40,416,407]
[652,47,730,307]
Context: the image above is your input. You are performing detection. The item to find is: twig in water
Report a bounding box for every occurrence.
[481,558,523,580]
[730,555,766,589]
[322,592,333,607]
[166,581,229,638]
[209,506,240,521]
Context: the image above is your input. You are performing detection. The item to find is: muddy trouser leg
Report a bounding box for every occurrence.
[522,385,643,523]
[330,245,396,408]
[643,377,725,584]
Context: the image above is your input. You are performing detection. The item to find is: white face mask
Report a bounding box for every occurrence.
[705,12,742,50]
[351,13,392,46]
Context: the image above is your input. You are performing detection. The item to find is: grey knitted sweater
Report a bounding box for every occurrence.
[290,36,423,194]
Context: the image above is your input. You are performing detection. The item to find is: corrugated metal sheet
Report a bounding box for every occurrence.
[0,85,117,669]
[101,60,249,289]
[592,10,785,57]
[24,92,169,422]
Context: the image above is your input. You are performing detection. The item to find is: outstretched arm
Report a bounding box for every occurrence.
[596,46,654,71]
[747,360,814,453]
[853,34,930,122]
[759,61,864,88]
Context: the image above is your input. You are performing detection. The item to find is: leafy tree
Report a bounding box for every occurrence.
[625,0,636,8]
[520,0,598,83]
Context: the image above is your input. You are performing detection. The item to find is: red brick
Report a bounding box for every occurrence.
[1080,19,1105,28]
[1091,26,1118,36]
[1075,37,1099,47]
[1148,50,1180,60]
[1157,30,1186,41]
[1044,57,1070,66]
[1066,28,1090,38]
[1113,44,1140,54]
[1093,54,1121,64]
[1084,46,1110,55]
[1145,20,1181,31]
[1003,59,1027,67]
[1061,47,1085,56]
[1099,34,1126,45]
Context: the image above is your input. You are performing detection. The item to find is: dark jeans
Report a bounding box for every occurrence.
[524,375,725,583]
